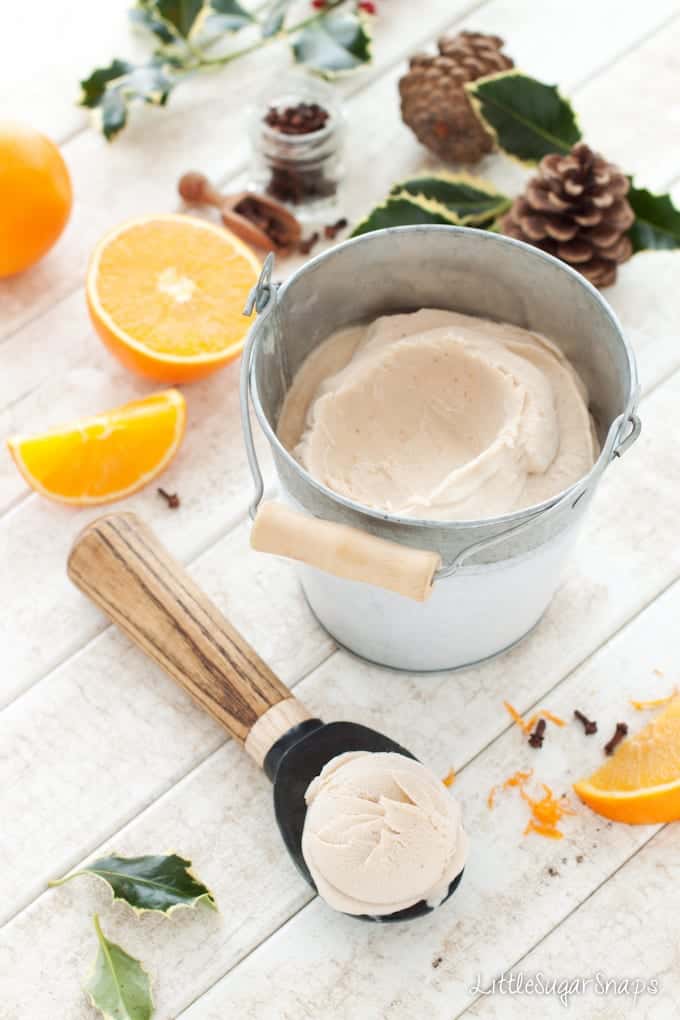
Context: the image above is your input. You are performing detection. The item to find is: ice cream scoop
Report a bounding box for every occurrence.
[68,512,466,923]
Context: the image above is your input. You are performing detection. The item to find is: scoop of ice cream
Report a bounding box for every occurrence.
[277,309,597,521]
[301,751,468,916]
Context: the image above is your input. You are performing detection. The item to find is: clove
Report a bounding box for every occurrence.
[604,721,628,756]
[158,487,180,509]
[574,709,598,735]
[298,231,320,255]
[528,718,547,748]
[324,217,348,240]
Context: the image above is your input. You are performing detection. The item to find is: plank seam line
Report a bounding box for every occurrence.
[5,569,675,991]
[159,573,680,1006]
[174,897,316,1018]
[566,8,680,93]
[0,0,491,355]
[0,639,337,931]
[0,496,262,712]
[452,822,667,1019]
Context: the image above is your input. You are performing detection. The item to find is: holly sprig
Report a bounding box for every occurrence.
[80,0,374,140]
[355,70,680,262]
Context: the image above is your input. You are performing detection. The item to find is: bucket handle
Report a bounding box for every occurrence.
[241,253,278,520]
[241,257,641,595]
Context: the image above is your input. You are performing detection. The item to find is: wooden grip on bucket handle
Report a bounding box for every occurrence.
[250,501,441,603]
[67,512,314,767]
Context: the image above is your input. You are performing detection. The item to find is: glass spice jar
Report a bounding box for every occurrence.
[249,75,345,218]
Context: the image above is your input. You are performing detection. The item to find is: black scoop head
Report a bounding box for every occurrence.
[265,719,464,923]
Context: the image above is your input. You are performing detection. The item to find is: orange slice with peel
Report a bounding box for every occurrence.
[574,696,680,824]
[7,389,186,505]
[87,214,260,383]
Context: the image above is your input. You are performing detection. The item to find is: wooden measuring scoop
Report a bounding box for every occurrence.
[178,171,301,252]
[68,512,464,923]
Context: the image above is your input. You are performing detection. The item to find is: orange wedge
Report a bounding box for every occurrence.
[87,214,260,382]
[7,390,186,505]
[573,697,680,824]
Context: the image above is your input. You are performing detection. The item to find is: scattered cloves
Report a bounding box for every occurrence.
[158,487,180,509]
[432,956,443,969]
[528,718,547,748]
[324,217,348,240]
[604,721,628,756]
[298,231,320,255]
[574,709,598,735]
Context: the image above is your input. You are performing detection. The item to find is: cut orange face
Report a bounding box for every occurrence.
[87,214,261,383]
[7,390,186,505]
[573,697,680,824]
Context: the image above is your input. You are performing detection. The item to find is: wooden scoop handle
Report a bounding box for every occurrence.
[251,502,441,603]
[67,512,313,767]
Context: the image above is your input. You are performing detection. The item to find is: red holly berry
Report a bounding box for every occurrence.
[311,0,326,7]
[358,0,377,11]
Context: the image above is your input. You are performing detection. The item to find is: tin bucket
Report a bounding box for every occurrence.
[240,226,640,670]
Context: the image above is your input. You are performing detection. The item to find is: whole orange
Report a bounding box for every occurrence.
[0,121,73,277]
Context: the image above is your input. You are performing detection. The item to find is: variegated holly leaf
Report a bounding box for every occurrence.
[391,174,511,225]
[200,0,254,37]
[352,195,458,237]
[154,0,204,37]
[627,184,680,253]
[130,2,179,46]
[80,60,135,108]
[260,0,291,37]
[466,71,581,165]
[79,60,175,140]
[50,853,217,914]
[85,915,153,1020]
[292,9,371,77]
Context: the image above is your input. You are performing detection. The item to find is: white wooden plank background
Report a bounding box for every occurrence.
[2,2,680,1018]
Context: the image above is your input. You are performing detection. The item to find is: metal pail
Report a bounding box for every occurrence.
[241,226,640,670]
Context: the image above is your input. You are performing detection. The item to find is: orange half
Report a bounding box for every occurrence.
[87,214,261,382]
[573,697,680,824]
[7,389,186,505]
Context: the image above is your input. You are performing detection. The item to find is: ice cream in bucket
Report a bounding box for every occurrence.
[240,226,640,670]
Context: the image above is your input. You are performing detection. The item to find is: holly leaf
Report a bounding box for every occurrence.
[50,853,217,914]
[154,0,204,37]
[391,173,511,225]
[352,195,458,237]
[466,71,581,165]
[627,184,680,253]
[130,2,179,45]
[197,0,254,38]
[79,60,176,140]
[85,915,153,1020]
[292,10,371,77]
[80,60,134,108]
[260,0,291,37]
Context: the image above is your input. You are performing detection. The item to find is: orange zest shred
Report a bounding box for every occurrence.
[487,770,575,839]
[504,701,566,734]
[630,690,676,711]
[521,782,575,839]
[503,701,530,733]
[442,768,456,788]
[540,710,566,727]
[503,769,533,789]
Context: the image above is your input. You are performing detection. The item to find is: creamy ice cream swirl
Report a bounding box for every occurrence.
[301,751,468,916]
[278,309,597,521]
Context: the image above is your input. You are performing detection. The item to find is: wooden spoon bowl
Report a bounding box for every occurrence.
[179,171,301,253]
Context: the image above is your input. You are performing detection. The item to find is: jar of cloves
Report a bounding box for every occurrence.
[249,75,345,217]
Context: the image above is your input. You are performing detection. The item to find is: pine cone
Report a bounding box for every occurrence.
[399,32,513,164]
[501,143,634,287]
